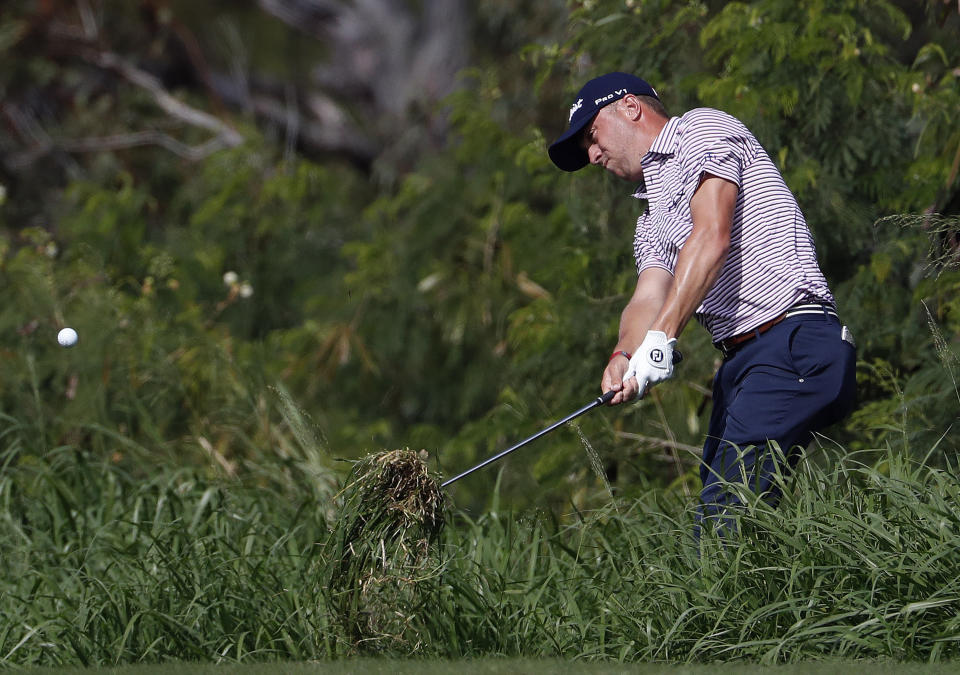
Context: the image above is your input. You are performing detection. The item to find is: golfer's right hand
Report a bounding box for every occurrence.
[601,351,633,405]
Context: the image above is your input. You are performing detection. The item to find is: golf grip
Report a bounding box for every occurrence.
[597,349,682,405]
[440,349,683,487]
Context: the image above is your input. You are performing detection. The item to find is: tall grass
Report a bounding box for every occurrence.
[1,432,958,667]
[0,444,333,666]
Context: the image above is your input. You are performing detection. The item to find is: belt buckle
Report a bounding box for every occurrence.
[717,339,735,360]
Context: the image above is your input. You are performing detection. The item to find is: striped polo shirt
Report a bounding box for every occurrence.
[632,107,834,341]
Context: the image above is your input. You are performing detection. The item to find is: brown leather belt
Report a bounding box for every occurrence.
[716,313,787,355]
[715,303,838,359]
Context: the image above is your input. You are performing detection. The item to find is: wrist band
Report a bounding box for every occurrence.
[609,350,632,363]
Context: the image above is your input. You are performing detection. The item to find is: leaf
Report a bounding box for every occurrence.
[0,20,26,54]
[913,42,949,69]
[870,252,892,284]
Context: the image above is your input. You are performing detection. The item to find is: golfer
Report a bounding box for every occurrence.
[548,72,857,533]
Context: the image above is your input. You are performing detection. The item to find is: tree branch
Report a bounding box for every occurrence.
[256,0,339,37]
[3,127,240,170]
[79,48,243,148]
[614,431,702,456]
[3,46,245,169]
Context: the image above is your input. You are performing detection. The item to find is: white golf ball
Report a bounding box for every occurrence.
[57,327,79,347]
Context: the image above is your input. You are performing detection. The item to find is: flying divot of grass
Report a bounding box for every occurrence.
[571,422,614,499]
[324,448,444,652]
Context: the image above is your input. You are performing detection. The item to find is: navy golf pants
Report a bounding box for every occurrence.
[696,311,857,535]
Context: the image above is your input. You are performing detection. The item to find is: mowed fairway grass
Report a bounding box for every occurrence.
[3,440,960,667]
[20,659,960,674]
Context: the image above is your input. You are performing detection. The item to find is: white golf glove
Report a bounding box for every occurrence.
[624,330,677,398]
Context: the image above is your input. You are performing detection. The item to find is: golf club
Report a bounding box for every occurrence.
[441,350,682,488]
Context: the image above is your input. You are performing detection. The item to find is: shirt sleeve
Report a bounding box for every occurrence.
[679,121,755,204]
[633,214,675,276]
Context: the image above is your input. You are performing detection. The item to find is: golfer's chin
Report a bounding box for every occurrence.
[605,165,643,182]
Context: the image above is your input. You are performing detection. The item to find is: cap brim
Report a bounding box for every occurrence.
[548,116,592,172]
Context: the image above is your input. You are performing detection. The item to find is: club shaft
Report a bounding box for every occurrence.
[439,350,682,488]
[440,390,615,487]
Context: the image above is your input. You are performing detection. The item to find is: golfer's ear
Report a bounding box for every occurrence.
[619,94,643,121]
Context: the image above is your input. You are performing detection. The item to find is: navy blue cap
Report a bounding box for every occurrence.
[548,72,659,172]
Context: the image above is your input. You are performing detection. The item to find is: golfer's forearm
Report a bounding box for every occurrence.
[651,174,736,339]
[616,300,661,353]
[652,228,729,338]
[615,268,672,353]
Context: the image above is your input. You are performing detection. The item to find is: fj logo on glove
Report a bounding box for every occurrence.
[650,348,664,364]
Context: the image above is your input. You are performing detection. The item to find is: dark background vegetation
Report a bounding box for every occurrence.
[1,0,958,512]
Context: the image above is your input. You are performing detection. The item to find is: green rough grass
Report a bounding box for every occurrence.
[2,438,959,667]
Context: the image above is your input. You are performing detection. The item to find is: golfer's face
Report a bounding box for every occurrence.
[581,102,642,182]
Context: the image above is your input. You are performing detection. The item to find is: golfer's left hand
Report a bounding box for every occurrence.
[623,330,677,399]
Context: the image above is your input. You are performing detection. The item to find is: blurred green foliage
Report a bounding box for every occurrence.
[0,0,958,513]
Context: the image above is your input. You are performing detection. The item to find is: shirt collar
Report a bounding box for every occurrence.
[631,116,683,199]
[647,115,682,157]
